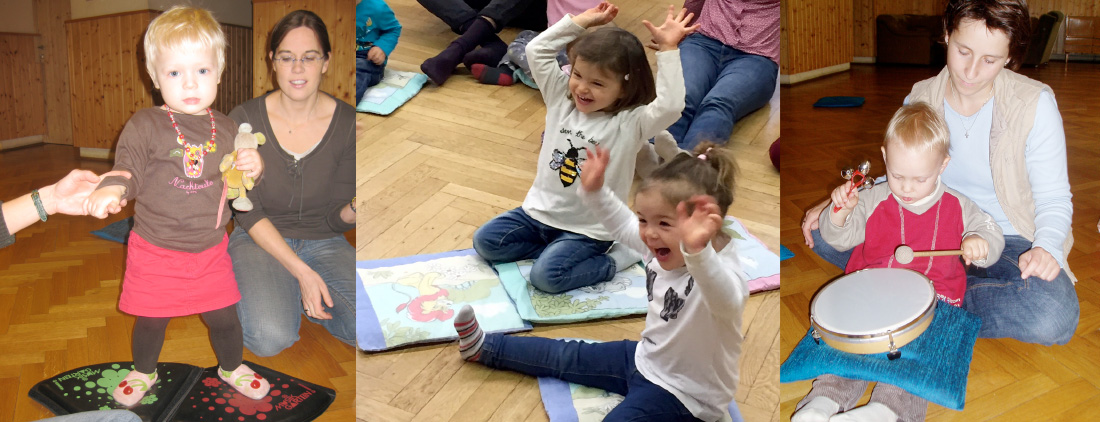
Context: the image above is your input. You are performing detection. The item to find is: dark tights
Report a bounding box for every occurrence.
[132,304,242,374]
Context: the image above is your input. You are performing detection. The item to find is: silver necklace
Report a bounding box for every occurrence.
[949,82,992,138]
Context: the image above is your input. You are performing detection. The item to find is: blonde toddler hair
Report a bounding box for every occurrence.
[144,6,226,80]
[883,102,950,156]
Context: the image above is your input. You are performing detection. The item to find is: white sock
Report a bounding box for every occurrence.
[654,130,686,162]
[606,243,642,272]
[793,396,841,422]
[830,402,898,422]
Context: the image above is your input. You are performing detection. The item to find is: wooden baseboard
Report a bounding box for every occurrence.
[780,63,851,85]
[852,56,876,64]
[79,147,113,160]
[0,135,44,151]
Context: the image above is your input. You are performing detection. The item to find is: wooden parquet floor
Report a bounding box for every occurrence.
[779,63,1100,421]
[0,145,355,421]
[355,1,780,421]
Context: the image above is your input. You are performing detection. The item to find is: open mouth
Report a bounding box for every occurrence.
[289,79,308,88]
[652,247,671,261]
[575,94,594,107]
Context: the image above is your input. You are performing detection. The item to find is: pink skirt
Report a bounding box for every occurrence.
[120,232,241,317]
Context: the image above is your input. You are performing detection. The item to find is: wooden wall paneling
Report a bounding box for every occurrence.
[0,34,47,142]
[36,0,74,145]
[0,36,13,141]
[252,0,355,105]
[212,24,252,115]
[65,11,156,150]
[782,0,854,76]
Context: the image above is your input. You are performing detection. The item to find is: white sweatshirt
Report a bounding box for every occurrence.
[522,16,686,240]
[579,185,748,421]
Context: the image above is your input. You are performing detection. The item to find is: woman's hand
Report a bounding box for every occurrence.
[572,1,618,28]
[1019,247,1060,281]
[49,170,132,216]
[642,5,700,51]
[235,148,264,179]
[295,264,334,320]
[678,195,723,254]
[801,199,829,248]
[580,146,610,193]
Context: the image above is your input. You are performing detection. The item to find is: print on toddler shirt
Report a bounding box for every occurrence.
[549,139,587,187]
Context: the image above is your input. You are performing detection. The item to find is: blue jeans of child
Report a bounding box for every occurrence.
[228,226,356,356]
[473,207,615,293]
[356,50,384,105]
[668,33,778,150]
[810,231,1079,345]
[479,335,704,421]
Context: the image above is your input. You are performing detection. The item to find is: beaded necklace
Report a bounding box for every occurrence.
[162,105,217,154]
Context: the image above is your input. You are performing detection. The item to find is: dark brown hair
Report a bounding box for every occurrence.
[942,0,1030,70]
[269,10,332,59]
[566,26,656,113]
[640,141,738,217]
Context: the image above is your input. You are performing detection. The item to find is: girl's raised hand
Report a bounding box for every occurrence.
[677,195,723,254]
[642,5,701,51]
[573,1,619,28]
[580,146,611,192]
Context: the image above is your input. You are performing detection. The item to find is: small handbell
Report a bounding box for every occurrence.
[862,179,874,190]
[841,167,854,180]
[857,160,871,175]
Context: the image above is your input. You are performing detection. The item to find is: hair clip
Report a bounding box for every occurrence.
[698,147,712,160]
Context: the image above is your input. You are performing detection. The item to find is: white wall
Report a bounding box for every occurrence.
[0,0,37,33]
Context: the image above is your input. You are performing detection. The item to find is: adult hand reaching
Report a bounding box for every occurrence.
[51,169,132,216]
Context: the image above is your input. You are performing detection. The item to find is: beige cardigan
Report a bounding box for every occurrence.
[908,66,1075,281]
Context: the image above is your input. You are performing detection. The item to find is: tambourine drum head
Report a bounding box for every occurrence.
[810,268,935,354]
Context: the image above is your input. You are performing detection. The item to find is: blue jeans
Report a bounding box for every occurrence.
[472,207,615,293]
[479,335,703,421]
[356,50,384,105]
[810,231,1079,345]
[37,411,140,422]
[228,226,356,356]
[668,33,778,150]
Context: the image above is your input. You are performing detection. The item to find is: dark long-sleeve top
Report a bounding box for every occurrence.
[227,92,356,239]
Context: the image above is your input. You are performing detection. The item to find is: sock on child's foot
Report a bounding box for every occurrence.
[654,130,686,162]
[421,17,497,85]
[218,363,271,400]
[113,369,158,407]
[454,304,485,361]
[463,38,508,70]
[606,243,643,272]
[830,402,898,422]
[792,396,841,422]
[471,64,514,86]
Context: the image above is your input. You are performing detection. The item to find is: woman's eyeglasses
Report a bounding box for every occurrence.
[274,54,325,67]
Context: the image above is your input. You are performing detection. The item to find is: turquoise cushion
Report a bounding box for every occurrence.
[780,301,980,410]
[356,69,428,115]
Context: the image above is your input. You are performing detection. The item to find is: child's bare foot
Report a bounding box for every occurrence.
[454,305,485,361]
[113,369,158,407]
[219,363,270,399]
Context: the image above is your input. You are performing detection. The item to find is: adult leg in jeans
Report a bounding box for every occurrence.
[229,226,307,357]
[472,207,548,264]
[963,235,1079,345]
[810,229,852,270]
[478,335,637,394]
[298,235,357,346]
[529,232,615,293]
[604,370,703,421]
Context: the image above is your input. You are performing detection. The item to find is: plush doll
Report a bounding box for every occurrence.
[220,123,266,212]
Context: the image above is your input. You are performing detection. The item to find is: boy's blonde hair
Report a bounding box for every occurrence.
[883,102,950,156]
[144,6,226,80]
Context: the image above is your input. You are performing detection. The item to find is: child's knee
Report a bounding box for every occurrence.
[528,263,569,294]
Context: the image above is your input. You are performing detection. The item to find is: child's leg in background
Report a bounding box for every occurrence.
[478,335,637,395]
[861,383,927,422]
[472,207,550,264]
[201,304,243,372]
[793,374,867,422]
[529,232,615,293]
[355,50,385,104]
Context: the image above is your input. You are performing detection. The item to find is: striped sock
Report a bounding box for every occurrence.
[454,305,485,362]
[471,64,514,86]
